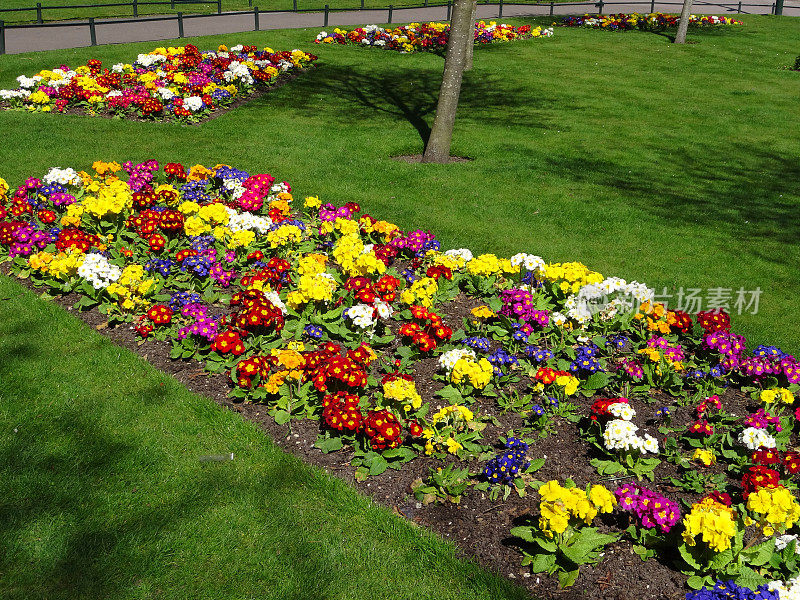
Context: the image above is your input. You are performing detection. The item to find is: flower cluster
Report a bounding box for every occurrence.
[560,12,742,31]
[615,482,681,533]
[682,495,737,553]
[315,21,553,53]
[537,480,616,537]
[0,44,317,122]
[483,437,530,485]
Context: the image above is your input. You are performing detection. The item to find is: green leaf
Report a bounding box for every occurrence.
[743,538,774,567]
[273,410,291,425]
[561,528,618,566]
[510,526,536,543]
[315,435,344,454]
[686,575,705,590]
[558,569,580,588]
[583,371,611,391]
[734,566,767,590]
[709,547,733,570]
[534,537,557,552]
[679,543,702,570]
[527,458,546,473]
[529,552,556,574]
[435,385,464,402]
[369,455,389,476]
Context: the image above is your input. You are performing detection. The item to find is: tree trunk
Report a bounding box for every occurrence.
[464,0,477,71]
[674,0,693,43]
[421,0,474,163]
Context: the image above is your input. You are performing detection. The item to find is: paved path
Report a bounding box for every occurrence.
[2,1,798,54]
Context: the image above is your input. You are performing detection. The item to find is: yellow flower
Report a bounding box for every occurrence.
[445,437,463,454]
[470,305,496,319]
[692,448,715,467]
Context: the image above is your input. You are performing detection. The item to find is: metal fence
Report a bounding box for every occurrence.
[0,0,795,55]
[0,0,223,23]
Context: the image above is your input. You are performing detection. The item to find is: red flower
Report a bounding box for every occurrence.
[784,452,800,475]
[704,491,732,507]
[363,409,402,450]
[688,420,714,436]
[535,367,557,385]
[212,330,246,356]
[696,309,731,333]
[37,209,56,225]
[752,446,780,466]
[322,391,362,432]
[146,304,173,325]
[164,162,186,180]
[742,465,780,498]
[148,233,166,253]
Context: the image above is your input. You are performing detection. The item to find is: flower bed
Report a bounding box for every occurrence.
[314,21,553,53]
[0,44,317,123]
[560,13,743,31]
[2,160,800,598]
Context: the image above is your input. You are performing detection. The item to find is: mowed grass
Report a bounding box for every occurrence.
[0,274,530,600]
[0,15,797,600]
[0,15,797,352]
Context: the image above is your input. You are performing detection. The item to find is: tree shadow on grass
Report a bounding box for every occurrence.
[0,396,335,600]
[286,62,560,147]
[540,143,800,269]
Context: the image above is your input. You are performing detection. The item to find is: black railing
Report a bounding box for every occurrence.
[0,0,796,55]
[0,0,222,23]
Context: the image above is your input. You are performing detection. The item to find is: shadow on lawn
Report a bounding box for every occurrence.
[0,398,328,599]
[542,143,800,268]
[0,308,337,598]
[287,62,555,146]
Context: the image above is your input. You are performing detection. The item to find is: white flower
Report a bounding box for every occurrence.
[438,348,476,374]
[509,252,545,273]
[444,248,473,262]
[344,304,376,329]
[264,290,286,314]
[374,300,393,320]
[43,167,82,187]
[135,53,167,67]
[738,427,776,450]
[16,75,40,89]
[775,535,800,554]
[609,402,635,421]
[0,89,30,100]
[77,253,121,290]
[228,212,272,234]
[184,96,204,112]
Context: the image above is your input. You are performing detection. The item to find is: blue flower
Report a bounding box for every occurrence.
[304,324,323,339]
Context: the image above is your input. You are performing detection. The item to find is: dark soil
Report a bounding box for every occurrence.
[391,154,474,163]
[4,267,759,600]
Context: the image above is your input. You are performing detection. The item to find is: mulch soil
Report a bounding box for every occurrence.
[4,265,758,600]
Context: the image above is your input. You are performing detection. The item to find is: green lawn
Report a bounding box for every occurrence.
[0,15,796,353]
[0,274,530,600]
[0,14,798,599]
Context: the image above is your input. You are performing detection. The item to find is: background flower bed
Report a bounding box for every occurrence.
[559,13,743,30]
[314,21,553,53]
[0,44,317,123]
